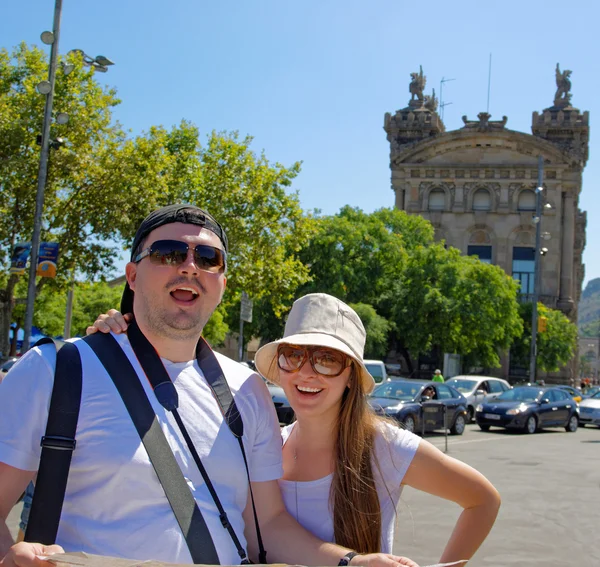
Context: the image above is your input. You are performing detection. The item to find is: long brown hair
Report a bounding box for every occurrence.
[331,365,383,553]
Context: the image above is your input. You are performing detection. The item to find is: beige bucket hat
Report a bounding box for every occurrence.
[254,293,376,394]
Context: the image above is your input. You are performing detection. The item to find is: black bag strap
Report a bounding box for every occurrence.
[195,337,267,564]
[83,333,220,565]
[126,321,262,564]
[25,339,82,545]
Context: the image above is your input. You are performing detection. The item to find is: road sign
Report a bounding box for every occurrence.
[240,292,253,323]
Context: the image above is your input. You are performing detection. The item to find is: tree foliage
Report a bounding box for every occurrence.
[1,43,313,356]
[290,207,523,373]
[349,303,390,359]
[513,302,578,372]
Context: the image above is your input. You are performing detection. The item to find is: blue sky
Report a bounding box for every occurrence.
[3,0,599,286]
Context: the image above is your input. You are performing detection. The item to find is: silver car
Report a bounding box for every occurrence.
[579,391,600,427]
[446,375,511,422]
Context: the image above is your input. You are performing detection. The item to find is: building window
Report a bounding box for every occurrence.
[472,189,491,211]
[518,189,536,211]
[512,247,535,294]
[428,189,445,211]
[468,245,492,264]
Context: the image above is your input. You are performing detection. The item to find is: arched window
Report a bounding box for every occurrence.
[428,189,445,211]
[518,189,536,211]
[472,189,491,211]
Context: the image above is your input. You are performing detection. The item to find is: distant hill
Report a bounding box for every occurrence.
[579,278,600,337]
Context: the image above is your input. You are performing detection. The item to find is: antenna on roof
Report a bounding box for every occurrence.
[486,53,492,113]
[439,76,456,122]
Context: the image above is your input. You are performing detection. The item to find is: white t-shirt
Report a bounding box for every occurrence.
[0,333,283,565]
[278,421,420,553]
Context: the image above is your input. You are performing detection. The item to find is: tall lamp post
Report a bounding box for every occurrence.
[22,0,63,353]
[529,155,548,383]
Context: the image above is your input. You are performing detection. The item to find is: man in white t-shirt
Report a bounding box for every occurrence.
[0,205,414,567]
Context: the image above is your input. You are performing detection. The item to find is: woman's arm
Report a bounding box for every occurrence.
[401,439,501,565]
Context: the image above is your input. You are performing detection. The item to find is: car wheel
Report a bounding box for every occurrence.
[466,406,474,423]
[450,414,466,435]
[523,415,537,434]
[565,414,578,432]
[402,414,416,433]
[479,424,490,431]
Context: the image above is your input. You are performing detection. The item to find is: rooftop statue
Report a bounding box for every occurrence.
[409,65,426,104]
[424,88,438,112]
[554,63,572,108]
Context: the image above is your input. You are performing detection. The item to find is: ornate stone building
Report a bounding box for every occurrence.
[384,65,589,382]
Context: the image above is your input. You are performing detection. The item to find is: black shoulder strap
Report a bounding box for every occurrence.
[196,338,267,564]
[25,339,82,545]
[83,333,220,565]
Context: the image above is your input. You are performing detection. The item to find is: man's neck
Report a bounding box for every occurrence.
[134,318,199,363]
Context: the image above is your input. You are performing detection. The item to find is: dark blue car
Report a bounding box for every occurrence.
[368,379,468,435]
[475,386,579,434]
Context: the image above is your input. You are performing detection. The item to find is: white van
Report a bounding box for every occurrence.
[363,360,388,384]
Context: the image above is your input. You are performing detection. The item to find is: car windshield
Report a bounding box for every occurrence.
[591,392,600,400]
[371,381,421,401]
[496,387,542,402]
[365,364,384,380]
[446,378,478,393]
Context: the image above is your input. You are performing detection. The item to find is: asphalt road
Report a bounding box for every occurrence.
[6,423,600,566]
[393,423,600,567]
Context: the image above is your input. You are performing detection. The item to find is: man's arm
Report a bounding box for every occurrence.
[0,463,35,557]
[243,480,418,567]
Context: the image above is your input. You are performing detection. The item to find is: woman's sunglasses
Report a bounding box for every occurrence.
[277,344,351,377]
[134,239,227,273]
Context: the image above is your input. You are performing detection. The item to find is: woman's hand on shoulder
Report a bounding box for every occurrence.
[351,553,420,567]
[85,309,132,335]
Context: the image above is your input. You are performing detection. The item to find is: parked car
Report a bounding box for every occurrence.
[363,360,387,384]
[266,382,295,425]
[578,391,600,427]
[368,379,468,435]
[0,357,18,383]
[475,386,579,434]
[556,385,584,403]
[445,375,511,422]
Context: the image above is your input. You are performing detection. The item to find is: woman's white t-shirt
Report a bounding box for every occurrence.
[279,421,420,553]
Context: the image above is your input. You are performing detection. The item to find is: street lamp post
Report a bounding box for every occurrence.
[22,0,63,353]
[529,155,545,383]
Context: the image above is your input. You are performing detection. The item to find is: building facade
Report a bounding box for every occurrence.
[384,65,589,382]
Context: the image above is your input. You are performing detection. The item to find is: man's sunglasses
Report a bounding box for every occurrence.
[277,344,351,377]
[134,239,227,273]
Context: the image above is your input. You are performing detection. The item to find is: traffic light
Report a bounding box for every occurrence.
[538,316,548,333]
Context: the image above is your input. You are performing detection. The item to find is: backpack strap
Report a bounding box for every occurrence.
[83,333,220,565]
[25,339,82,545]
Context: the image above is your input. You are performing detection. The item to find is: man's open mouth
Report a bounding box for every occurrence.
[170,287,199,302]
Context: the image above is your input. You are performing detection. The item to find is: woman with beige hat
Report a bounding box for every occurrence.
[90,293,500,566]
[253,293,500,565]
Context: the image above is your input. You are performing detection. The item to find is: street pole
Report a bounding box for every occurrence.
[529,155,544,383]
[22,0,63,353]
[238,317,244,362]
[63,284,74,338]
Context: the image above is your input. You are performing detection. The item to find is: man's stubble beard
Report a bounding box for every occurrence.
[136,287,217,342]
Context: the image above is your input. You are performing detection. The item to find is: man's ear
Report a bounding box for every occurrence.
[125,262,137,292]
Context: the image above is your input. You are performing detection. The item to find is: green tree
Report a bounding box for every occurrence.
[0,44,125,355]
[513,302,578,372]
[389,245,523,373]
[1,44,314,357]
[350,303,390,359]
